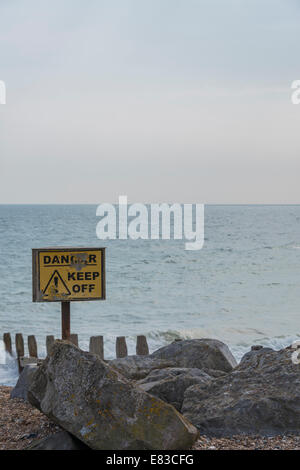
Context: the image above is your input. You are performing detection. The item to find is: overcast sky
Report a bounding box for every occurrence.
[0,0,300,203]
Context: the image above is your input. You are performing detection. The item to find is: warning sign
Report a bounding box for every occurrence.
[32,248,105,302]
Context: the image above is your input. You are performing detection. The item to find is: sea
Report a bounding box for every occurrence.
[1,204,300,386]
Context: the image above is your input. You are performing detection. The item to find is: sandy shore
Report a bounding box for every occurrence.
[1,385,299,450]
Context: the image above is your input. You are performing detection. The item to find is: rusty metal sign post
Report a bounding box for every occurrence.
[32,247,106,340]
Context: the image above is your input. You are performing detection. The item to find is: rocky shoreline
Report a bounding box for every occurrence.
[2,386,300,450]
[2,338,300,450]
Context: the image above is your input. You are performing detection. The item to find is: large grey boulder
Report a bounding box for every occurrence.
[151,339,237,372]
[28,341,198,450]
[137,368,212,411]
[182,346,300,437]
[10,365,39,401]
[110,339,236,381]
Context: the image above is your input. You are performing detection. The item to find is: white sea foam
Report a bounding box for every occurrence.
[0,341,18,386]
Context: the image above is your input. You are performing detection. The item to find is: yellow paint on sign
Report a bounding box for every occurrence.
[33,248,105,302]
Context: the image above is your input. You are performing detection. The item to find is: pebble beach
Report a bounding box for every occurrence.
[0,386,60,450]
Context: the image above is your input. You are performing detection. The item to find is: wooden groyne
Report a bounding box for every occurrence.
[2,332,150,373]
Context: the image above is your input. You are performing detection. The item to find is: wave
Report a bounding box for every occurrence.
[142,328,299,362]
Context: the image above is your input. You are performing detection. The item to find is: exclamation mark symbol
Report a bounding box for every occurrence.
[54,275,58,293]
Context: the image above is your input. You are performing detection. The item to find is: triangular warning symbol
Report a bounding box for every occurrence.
[43,270,71,297]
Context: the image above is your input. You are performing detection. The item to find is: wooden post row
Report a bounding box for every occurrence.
[2,333,150,370]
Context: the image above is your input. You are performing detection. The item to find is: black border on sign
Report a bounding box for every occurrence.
[32,247,106,302]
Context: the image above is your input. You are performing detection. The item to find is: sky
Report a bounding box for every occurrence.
[0,0,300,204]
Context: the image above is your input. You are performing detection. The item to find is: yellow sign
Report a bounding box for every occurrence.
[32,248,105,302]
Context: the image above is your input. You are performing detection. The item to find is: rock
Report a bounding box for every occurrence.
[138,367,210,385]
[137,368,212,411]
[27,431,90,450]
[28,341,198,450]
[151,339,237,372]
[10,365,39,401]
[110,339,236,381]
[239,347,274,366]
[201,368,227,378]
[182,347,300,437]
[109,355,175,380]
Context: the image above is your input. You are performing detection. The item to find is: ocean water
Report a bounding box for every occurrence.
[1,204,300,386]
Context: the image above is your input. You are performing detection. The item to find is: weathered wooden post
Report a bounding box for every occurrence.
[136,335,149,356]
[89,336,104,359]
[116,336,128,358]
[46,335,55,355]
[70,333,78,347]
[3,333,12,356]
[15,333,24,373]
[61,301,70,341]
[28,335,38,358]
